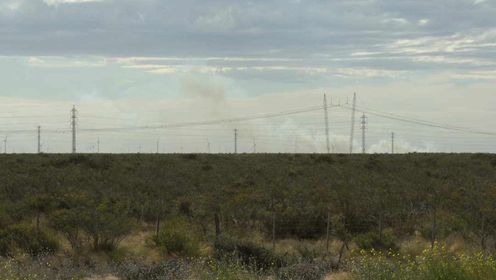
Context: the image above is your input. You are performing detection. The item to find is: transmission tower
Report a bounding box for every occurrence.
[360,113,367,154]
[349,93,357,154]
[71,105,77,153]
[391,132,395,154]
[234,129,238,154]
[37,126,41,154]
[324,94,330,154]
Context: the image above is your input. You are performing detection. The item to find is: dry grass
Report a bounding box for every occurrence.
[325,272,351,280]
[84,275,120,280]
[119,229,161,262]
[446,234,467,254]
[399,235,430,257]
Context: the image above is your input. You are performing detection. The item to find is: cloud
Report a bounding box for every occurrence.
[474,0,487,5]
[368,139,437,153]
[0,0,494,153]
[194,6,237,32]
[418,18,430,26]
[25,56,107,68]
[0,0,494,60]
[382,17,409,25]
[43,0,103,6]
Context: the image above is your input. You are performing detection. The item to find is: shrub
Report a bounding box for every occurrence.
[354,230,398,251]
[214,236,287,270]
[0,224,58,256]
[197,258,262,280]
[154,231,199,257]
[295,244,320,262]
[79,198,133,251]
[153,218,200,257]
[277,262,327,280]
[117,259,192,280]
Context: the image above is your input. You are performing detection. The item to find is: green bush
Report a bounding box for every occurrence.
[0,224,58,256]
[354,230,398,251]
[153,218,200,257]
[214,236,287,270]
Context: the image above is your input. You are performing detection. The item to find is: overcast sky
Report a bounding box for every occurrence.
[0,0,495,153]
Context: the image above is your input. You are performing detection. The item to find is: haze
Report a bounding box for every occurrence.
[0,0,495,153]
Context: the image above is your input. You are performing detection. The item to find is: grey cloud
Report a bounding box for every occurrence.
[0,0,494,56]
[0,0,494,82]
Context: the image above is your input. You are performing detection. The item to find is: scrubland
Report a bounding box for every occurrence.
[0,153,495,279]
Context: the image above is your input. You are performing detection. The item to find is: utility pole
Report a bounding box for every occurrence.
[234,129,238,154]
[253,139,256,153]
[3,136,7,154]
[360,113,367,154]
[37,126,41,154]
[156,138,159,154]
[324,94,330,154]
[207,138,211,153]
[97,138,100,153]
[71,105,77,154]
[349,93,357,154]
[391,132,395,154]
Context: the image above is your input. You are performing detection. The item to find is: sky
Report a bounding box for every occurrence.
[0,0,495,153]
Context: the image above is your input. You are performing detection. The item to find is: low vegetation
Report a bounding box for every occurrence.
[0,153,495,279]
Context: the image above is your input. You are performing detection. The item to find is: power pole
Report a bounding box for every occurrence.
[234,129,238,154]
[156,138,159,154]
[97,138,100,153]
[207,138,211,153]
[391,132,395,154]
[37,126,41,154]
[253,139,256,153]
[3,136,7,154]
[349,93,357,154]
[360,113,367,154]
[324,94,330,154]
[71,105,77,154]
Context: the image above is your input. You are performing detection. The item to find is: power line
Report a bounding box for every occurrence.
[76,104,336,133]
[0,98,495,154]
[340,104,496,137]
[349,93,357,154]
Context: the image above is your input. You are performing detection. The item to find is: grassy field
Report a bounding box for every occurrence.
[0,153,495,279]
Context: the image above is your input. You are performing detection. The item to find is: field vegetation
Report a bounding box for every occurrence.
[0,153,495,279]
